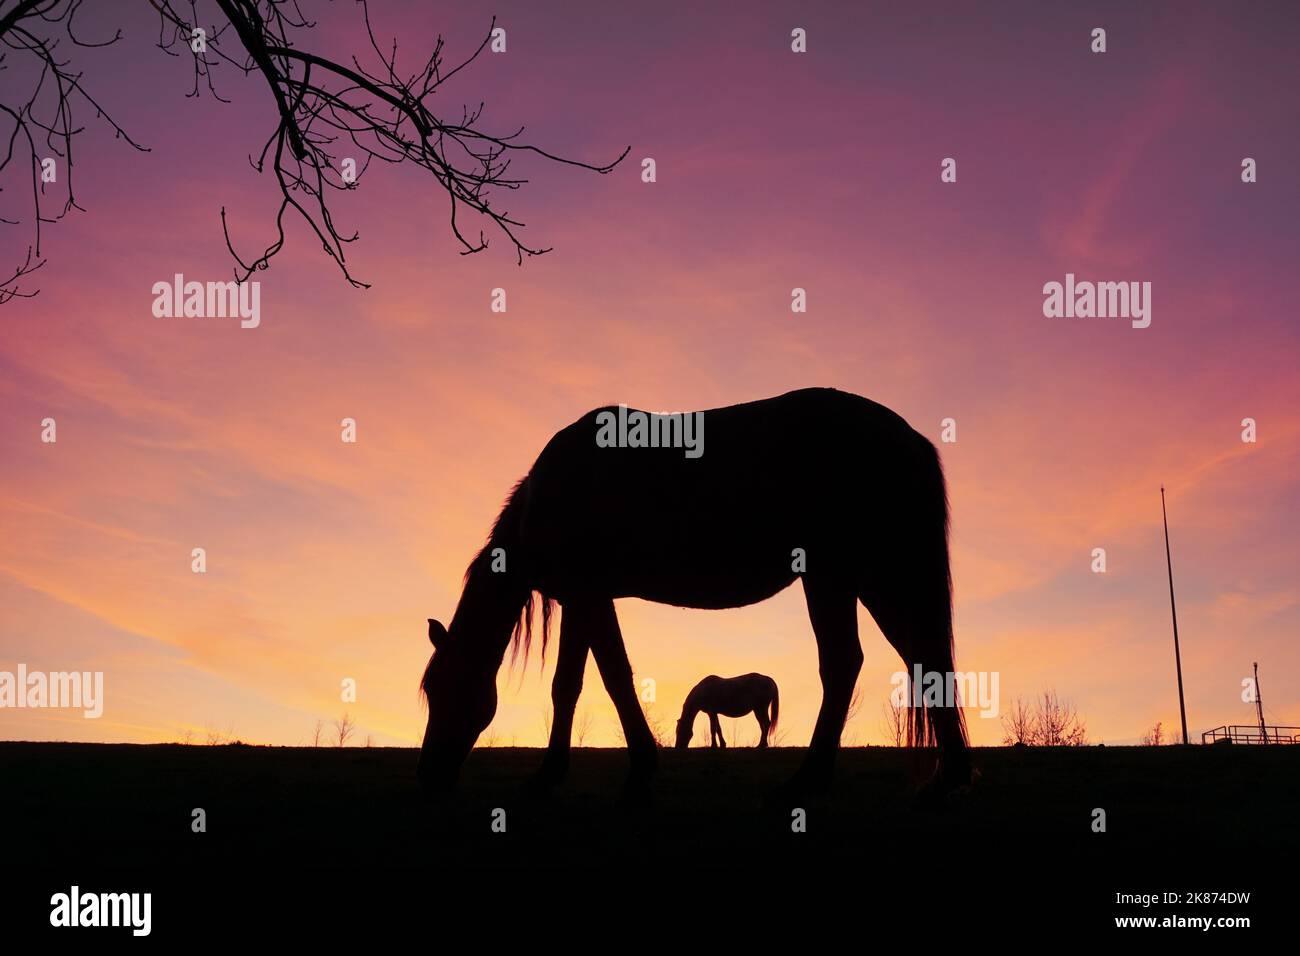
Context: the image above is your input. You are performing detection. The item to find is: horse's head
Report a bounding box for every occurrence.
[674,715,693,749]
[417,617,498,795]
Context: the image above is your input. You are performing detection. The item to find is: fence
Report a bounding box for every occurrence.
[1201,724,1300,744]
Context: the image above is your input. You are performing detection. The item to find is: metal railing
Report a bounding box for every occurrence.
[1201,724,1300,744]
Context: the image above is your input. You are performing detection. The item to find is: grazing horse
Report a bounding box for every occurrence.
[676,674,780,749]
[418,388,970,801]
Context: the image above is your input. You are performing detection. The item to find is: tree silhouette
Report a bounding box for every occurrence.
[573,709,594,748]
[880,699,905,747]
[1139,721,1165,746]
[0,0,628,302]
[333,712,355,747]
[1001,691,1088,747]
[1001,696,1035,745]
[614,697,668,748]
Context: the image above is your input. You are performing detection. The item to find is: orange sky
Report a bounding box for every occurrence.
[2,1,1298,748]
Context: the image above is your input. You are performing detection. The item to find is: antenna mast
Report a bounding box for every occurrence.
[1254,662,1268,743]
[1161,486,1190,745]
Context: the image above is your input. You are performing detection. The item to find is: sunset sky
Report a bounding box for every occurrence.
[2,1,1297,749]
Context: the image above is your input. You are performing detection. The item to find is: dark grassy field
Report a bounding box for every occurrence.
[4,741,1297,864]
[3,741,1296,932]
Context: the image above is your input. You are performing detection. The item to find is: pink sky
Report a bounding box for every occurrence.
[2,1,1297,748]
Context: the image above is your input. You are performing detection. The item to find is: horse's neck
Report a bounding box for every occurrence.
[681,690,705,721]
[450,559,527,671]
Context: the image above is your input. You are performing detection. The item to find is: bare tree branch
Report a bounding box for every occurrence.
[0,0,629,301]
[150,0,629,285]
[0,0,148,301]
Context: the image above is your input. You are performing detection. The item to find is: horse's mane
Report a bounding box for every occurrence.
[419,477,554,702]
[467,476,554,669]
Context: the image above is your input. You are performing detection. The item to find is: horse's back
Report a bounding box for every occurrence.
[521,389,943,605]
[742,672,778,701]
[538,388,923,486]
[747,672,778,694]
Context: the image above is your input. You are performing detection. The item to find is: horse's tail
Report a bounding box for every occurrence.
[878,437,972,764]
[769,681,780,739]
[904,440,969,756]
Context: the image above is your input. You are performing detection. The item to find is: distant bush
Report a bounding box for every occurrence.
[1001,690,1088,746]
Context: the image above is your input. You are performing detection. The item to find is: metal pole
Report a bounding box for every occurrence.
[1254,662,1268,743]
[1161,486,1190,745]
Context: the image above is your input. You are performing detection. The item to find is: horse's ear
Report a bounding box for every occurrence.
[427,619,447,648]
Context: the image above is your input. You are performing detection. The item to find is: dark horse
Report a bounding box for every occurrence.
[419,388,969,801]
[676,674,780,749]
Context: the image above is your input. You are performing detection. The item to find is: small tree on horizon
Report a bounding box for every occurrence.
[1001,691,1088,746]
[334,713,355,747]
[1001,697,1036,745]
[881,700,906,747]
[642,700,669,747]
[574,710,595,748]
[613,699,669,748]
[204,723,234,746]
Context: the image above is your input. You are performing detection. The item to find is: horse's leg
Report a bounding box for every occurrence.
[581,598,658,797]
[709,713,725,748]
[523,605,589,796]
[777,573,861,798]
[754,707,770,748]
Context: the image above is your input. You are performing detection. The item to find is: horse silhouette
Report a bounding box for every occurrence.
[419,387,970,802]
[676,674,780,749]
